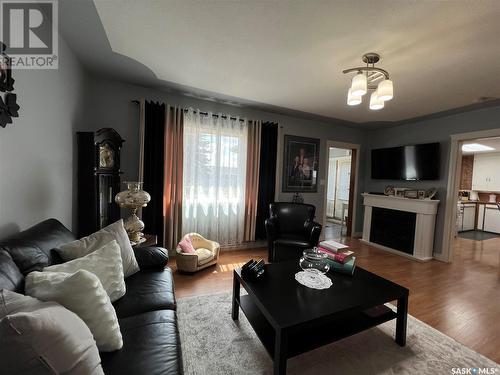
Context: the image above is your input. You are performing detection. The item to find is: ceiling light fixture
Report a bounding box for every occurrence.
[369,91,384,110]
[347,88,362,106]
[343,53,393,110]
[461,143,495,152]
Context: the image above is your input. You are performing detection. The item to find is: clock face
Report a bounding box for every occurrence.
[99,143,115,168]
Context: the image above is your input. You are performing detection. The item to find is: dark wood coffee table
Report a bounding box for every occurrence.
[232,260,409,375]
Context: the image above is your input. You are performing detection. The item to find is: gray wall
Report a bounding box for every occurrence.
[0,37,87,238]
[363,105,500,254]
[4,44,499,249]
[82,74,367,231]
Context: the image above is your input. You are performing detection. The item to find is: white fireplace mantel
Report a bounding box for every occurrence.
[361,193,440,261]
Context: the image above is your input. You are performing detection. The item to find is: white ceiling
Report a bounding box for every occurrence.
[463,137,500,155]
[93,0,500,123]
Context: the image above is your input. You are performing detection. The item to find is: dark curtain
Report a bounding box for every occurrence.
[255,122,278,240]
[142,101,166,245]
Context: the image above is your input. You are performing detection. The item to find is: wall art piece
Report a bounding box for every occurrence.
[282,135,319,193]
[0,42,19,128]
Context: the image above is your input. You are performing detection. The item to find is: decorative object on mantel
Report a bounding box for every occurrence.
[0,42,19,128]
[282,135,319,193]
[418,190,426,199]
[404,189,419,199]
[295,270,332,289]
[115,181,151,244]
[384,185,395,196]
[394,188,408,197]
[291,192,304,203]
[343,52,393,110]
[426,188,438,200]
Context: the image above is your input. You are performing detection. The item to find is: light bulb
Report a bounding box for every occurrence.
[347,88,362,106]
[351,72,367,96]
[377,79,393,101]
[369,91,384,110]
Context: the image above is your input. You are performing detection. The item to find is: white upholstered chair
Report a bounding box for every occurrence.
[175,233,220,273]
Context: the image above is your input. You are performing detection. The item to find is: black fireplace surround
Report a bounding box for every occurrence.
[370,207,416,255]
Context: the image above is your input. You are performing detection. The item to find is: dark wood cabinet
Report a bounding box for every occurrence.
[77,128,124,236]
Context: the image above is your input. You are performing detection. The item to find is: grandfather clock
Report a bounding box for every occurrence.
[77,128,124,236]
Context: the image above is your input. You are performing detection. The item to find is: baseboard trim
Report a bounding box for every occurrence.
[221,240,267,251]
[359,239,432,262]
[432,252,449,263]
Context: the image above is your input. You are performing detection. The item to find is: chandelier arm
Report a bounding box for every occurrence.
[342,67,390,80]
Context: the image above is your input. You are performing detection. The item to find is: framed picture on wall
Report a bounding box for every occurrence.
[282,135,320,193]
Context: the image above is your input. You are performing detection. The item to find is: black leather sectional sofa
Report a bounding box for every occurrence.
[0,219,183,374]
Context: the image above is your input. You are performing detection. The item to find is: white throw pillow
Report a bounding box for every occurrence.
[0,290,104,375]
[25,270,123,352]
[44,240,126,302]
[57,219,140,277]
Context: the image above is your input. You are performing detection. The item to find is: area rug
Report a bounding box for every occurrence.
[458,230,500,241]
[177,292,498,375]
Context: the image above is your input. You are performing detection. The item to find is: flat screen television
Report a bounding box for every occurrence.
[371,142,440,180]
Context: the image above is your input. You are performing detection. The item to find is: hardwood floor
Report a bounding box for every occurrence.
[170,236,500,363]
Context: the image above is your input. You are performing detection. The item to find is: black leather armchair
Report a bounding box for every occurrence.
[265,202,322,262]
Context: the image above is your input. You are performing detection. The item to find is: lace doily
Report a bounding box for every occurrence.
[295,270,332,289]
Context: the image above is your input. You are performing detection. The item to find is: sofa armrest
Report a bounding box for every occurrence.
[133,246,169,270]
[175,248,199,272]
[305,221,322,246]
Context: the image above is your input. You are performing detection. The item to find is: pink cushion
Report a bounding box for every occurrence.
[178,236,195,254]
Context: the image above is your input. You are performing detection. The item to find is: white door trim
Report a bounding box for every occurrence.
[441,127,500,262]
[323,140,361,237]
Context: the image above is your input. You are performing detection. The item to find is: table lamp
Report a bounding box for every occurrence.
[115,181,151,244]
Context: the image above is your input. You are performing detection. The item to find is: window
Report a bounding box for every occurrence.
[182,109,247,245]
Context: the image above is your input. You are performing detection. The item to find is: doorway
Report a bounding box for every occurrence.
[442,128,500,263]
[452,136,500,264]
[323,141,359,240]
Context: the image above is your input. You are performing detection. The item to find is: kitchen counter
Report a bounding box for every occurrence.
[459,201,500,205]
[457,201,500,234]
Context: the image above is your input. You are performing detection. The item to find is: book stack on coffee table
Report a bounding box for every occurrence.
[318,240,356,275]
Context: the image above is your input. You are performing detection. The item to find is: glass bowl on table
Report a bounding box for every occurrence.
[299,247,330,275]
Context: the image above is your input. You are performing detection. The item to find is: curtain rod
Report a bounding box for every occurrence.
[131,99,245,122]
[131,99,279,126]
[183,108,245,122]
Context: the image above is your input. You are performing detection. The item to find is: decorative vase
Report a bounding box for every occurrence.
[115,182,151,243]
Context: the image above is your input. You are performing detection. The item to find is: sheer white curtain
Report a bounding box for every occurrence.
[182,109,248,245]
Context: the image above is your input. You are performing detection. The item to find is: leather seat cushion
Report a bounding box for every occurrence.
[113,268,176,319]
[195,248,214,266]
[100,310,182,375]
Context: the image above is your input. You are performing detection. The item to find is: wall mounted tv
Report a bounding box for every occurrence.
[371,142,440,180]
